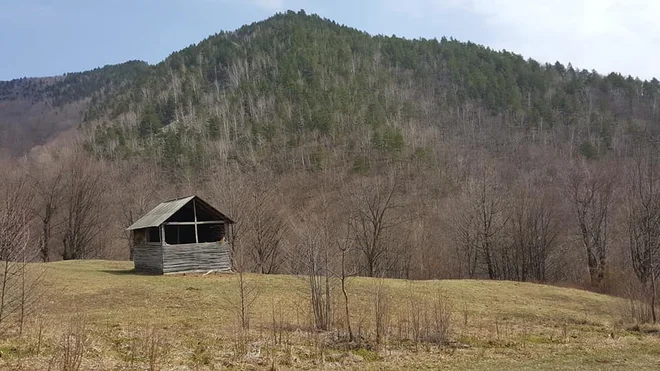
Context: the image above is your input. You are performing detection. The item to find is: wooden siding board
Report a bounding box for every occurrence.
[133,242,231,275]
[161,242,231,274]
[133,245,164,274]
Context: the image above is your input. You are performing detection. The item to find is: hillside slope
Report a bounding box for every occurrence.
[3,11,660,166]
[83,11,659,167]
[2,260,658,370]
[3,11,660,293]
[0,61,149,155]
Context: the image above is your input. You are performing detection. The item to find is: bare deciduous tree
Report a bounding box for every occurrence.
[0,171,43,334]
[626,144,660,322]
[229,270,259,331]
[115,162,160,260]
[27,159,63,262]
[337,220,354,342]
[373,279,390,346]
[61,149,108,260]
[243,177,287,274]
[509,183,560,282]
[452,164,509,279]
[349,175,405,277]
[205,165,250,270]
[223,192,260,333]
[565,160,617,286]
[292,207,334,332]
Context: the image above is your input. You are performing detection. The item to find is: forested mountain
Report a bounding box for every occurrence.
[3,11,660,313]
[0,61,149,155]
[4,10,659,164]
[80,10,660,174]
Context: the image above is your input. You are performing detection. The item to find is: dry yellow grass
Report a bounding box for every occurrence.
[0,260,658,370]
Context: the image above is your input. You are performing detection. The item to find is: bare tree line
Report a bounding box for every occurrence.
[0,165,44,335]
[1,143,651,286]
[5,115,660,325]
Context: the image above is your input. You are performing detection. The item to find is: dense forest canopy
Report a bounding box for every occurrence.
[72,11,660,174]
[3,11,660,316]
[2,11,658,160]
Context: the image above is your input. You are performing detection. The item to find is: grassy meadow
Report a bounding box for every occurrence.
[0,260,658,370]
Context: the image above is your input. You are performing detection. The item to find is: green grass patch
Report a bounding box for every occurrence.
[353,348,380,362]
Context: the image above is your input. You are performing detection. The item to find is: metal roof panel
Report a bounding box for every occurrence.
[126,196,195,230]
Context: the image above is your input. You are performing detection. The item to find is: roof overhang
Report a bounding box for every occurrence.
[126,195,235,231]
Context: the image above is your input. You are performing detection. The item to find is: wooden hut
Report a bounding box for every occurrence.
[126,196,234,274]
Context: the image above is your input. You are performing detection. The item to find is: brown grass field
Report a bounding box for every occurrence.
[0,260,659,370]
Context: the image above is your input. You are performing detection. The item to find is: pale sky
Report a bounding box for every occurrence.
[1,0,658,80]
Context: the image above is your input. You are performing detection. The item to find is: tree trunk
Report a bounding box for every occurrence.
[40,204,54,262]
[587,248,602,286]
[484,242,496,279]
[652,273,657,324]
[341,249,353,342]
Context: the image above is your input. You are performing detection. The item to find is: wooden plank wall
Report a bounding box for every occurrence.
[162,242,231,274]
[134,245,164,274]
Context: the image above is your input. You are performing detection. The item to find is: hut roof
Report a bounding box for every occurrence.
[126,195,234,231]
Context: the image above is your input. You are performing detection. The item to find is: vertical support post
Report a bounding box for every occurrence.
[160,224,165,246]
[193,198,199,243]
